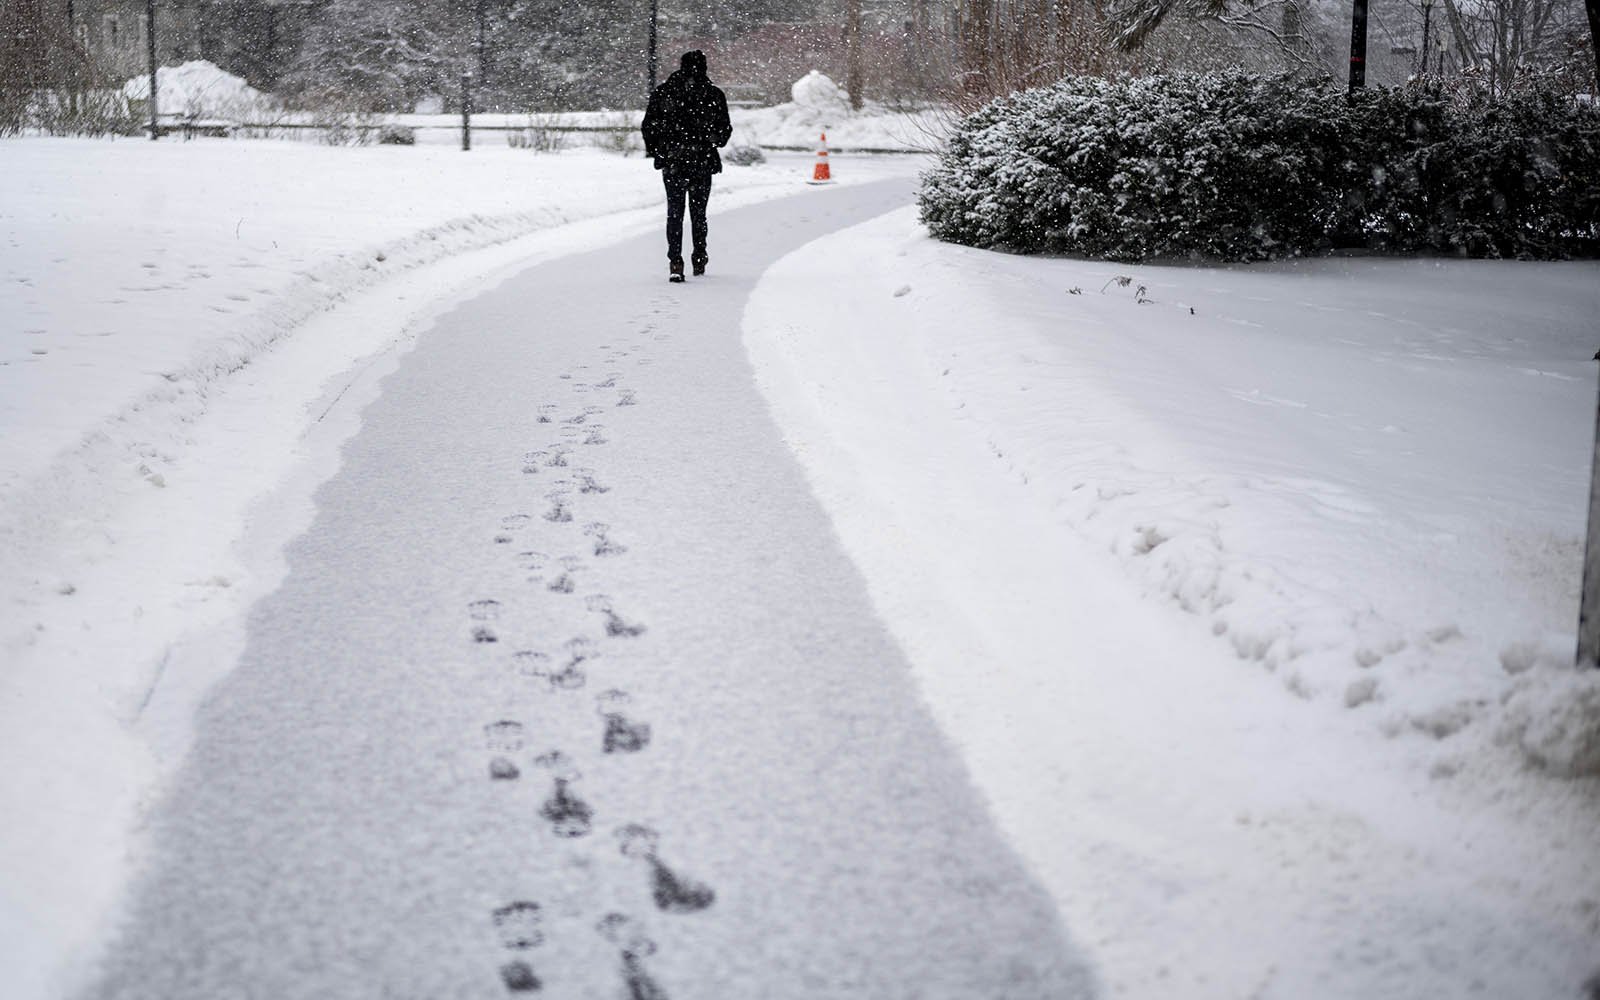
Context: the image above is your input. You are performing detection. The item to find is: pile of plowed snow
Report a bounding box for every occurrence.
[123,60,277,120]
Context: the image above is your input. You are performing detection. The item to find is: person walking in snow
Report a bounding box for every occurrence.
[641,50,733,283]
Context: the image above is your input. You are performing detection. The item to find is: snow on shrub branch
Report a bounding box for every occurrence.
[919,71,1600,262]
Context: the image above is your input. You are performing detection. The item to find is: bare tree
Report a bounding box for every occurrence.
[0,0,99,132]
[1437,0,1590,94]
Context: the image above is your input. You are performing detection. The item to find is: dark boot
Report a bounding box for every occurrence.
[691,256,707,277]
[668,259,684,284]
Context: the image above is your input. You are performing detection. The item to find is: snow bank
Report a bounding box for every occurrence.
[791,69,851,113]
[731,101,940,152]
[745,207,1600,997]
[123,60,278,120]
[387,105,941,153]
[109,64,937,152]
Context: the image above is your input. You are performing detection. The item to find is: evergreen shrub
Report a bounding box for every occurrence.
[919,71,1600,260]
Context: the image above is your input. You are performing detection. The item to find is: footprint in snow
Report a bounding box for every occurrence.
[539,776,593,838]
[543,492,572,524]
[497,513,532,544]
[550,662,587,690]
[544,448,570,468]
[470,599,502,621]
[533,635,593,689]
[596,374,620,389]
[513,649,550,678]
[596,689,651,754]
[587,595,645,638]
[596,914,668,1000]
[493,900,544,949]
[574,469,609,494]
[484,720,524,781]
[616,390,637,407]
[545,556,582,595]
[585,523,627,557]
[615,825,715,913]
[470,600,502,643]
[534,749,581,780]
[537,404,558,424]
[499,960,542,993]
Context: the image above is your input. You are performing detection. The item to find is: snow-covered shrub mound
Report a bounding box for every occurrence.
[920,72,1600,261]
[725,143,766,166]
[124,60,278,121]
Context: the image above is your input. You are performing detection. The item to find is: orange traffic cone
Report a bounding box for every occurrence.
[807,132,834,185]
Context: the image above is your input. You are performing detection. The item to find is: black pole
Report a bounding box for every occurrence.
[1580,350,1600,667]
[1419,0,1432,77]
[647,0,659,93]
[461,71,472,151]
[475,0,487,82]
[146,0,158,139]
[1348,0,1368,91]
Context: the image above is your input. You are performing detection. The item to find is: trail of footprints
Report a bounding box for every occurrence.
[467,335,710,997]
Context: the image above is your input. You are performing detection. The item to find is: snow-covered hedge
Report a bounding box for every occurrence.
[919,72,1600,261]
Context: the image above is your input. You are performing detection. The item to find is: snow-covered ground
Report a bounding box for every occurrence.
[7,118,1599,999]
[745,208,1600,997]
[0,135,921,1000]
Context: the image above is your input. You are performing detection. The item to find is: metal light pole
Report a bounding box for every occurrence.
[1348,0,1368,90]
[1419,0,1433,76]
[647,0,660,93]
[474,0,488,82]
[460,70,472,151]
[146,0,158,139]
[1579,350,1600,668]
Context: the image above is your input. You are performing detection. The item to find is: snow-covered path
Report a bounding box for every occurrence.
[79,182,1095,998]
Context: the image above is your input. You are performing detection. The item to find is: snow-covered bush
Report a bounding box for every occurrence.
[595,113,642,156]
[1341,85,1600,258]
[377,124,416,145]
[507,123,566,152]
[920,72,1600,261]
[312,108,381,146]
[725,143,767,166]
[24,89,140,137]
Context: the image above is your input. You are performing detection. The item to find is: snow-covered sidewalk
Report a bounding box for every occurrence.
[65,180,1097,1000]
[745,207,1600,998]
[0,136,924,1000]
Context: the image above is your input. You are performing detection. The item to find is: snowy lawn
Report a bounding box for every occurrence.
[745,208,1600,998]
[0,135,923,1000]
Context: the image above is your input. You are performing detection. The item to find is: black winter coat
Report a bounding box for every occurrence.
[641,68,732,175]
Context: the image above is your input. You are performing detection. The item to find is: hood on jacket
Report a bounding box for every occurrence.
[678,50,708,81]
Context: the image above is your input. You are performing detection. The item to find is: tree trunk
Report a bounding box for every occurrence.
[1586,0,1600,94]
[845,0,862,110]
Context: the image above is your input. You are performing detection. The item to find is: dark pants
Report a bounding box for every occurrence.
[663,169,713,264]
